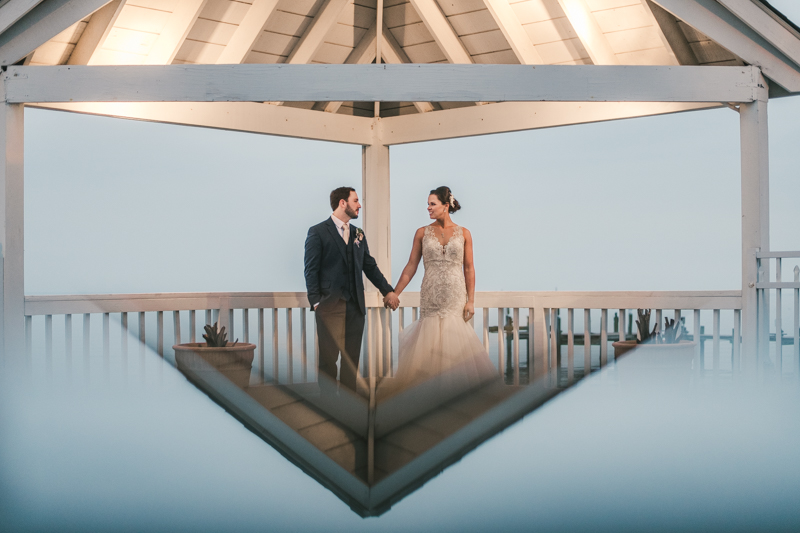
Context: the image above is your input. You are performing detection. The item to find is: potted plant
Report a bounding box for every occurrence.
[174,322,256,388]
[612,309,696,358]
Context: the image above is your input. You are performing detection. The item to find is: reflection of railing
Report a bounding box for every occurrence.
[24,290,750,383]
[756,251,800,367]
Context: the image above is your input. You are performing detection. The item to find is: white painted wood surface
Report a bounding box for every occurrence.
[67,0,125,66]
[143,0,208,65]
[716,0,800,70]
[739,74,769,361]
[557,0,619,65]
[0,0,45,36]
[286,0,350,65]
[0,102,24,359]
[215,0,279,64]
[362,142,391,281]
[6,64,762,103]
[0,0,109,65]
[31,101,374,145]
[408,0,472,64]
[483,0,542,64]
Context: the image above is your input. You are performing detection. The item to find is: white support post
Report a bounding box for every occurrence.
[0,101,23,361]
[740,72,769,363]
[361,143,391,283]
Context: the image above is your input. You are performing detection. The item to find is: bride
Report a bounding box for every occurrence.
[388,186,496,387]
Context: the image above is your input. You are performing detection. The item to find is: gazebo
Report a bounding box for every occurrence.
[2,0,800,375]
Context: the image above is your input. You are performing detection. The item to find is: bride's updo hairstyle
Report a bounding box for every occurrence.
[430,186,461,214]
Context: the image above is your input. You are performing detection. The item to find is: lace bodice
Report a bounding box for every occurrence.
[419,225,467,319]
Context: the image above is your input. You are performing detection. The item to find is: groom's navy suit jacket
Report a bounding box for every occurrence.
[304,217,393,315]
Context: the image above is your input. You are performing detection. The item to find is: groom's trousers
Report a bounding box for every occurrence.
[315,296,364,391]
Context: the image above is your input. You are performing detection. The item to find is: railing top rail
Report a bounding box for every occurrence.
[756,251,800,258]
[24,290,743,316]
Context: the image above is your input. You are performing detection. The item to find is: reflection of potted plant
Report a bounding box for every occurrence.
[613,309,696,358]
[174,323,256,388]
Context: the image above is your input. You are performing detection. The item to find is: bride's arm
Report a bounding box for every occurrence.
[462,228,476,321]
[393,228,425,295]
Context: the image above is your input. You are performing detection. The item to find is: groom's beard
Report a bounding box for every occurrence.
[345,206,358,219]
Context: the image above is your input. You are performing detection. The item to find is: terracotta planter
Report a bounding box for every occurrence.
[174,342,256,388]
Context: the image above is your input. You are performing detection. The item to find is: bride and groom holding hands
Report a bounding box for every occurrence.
[304,186,494,393]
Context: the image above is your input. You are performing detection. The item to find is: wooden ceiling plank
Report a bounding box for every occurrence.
[556,0,620,64]
[482,0,543,64]
[286,0,351,65]
[215,0,280,64]
[143,0,208,65]
[0,0,45,35]
[716,0,800,68]
[67,0,126,65]
[0,0,110,65]
[652,0,800,92]
[408,0,472,64]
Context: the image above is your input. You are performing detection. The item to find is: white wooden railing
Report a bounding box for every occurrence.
[23,290,757,384]
[756,251,800,369]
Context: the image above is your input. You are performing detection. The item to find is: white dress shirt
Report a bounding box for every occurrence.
[331,214,350,243]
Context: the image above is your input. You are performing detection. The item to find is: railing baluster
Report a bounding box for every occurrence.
[190,310,196,343]
[794,266,800,363]
[528,308,535,373]
[618,309,626,344]
[483,308,490,353]
[300,308,308,382]
[694,309,702,369]
[583,309,591,376]
[243,308,249,343]
[656,309,663,336]
[412,307,418,322]
[399,307,405,334]
[512,308,520,385]
[173,310,181,346]
[286,308,293,384]
[674,309,681,323]
[103,313,110,372]
[25,315,32,358]
[549,308,558,378]
[600,309,608,366]
[65,314,73,368]
[258,308,265,380]
[272,308,279,383]
[83,313,90,360]
[713,308,721,370]
[566,308,574,383]
[376,308,384,378]
[733,308,741,371]
[383,307,392,378]
[229,309,235,342]
[314,315,319,381]
[45,314,53,365]
[776,258,782,371]
[121,312,128,361]
[497,308,505,376]
[157,311,164,357]
[205,309,212,329]
[139,312,146,346]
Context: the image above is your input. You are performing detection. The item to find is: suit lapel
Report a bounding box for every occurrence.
[325,218,348,262]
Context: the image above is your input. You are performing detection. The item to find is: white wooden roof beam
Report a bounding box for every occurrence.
[652,0,800,92]
[143,0,208,65]
[380,22,435,113]
[0,0,45,35]
[67,0,125,65]
[716,0,800,67]
[286,0,351,65]
[29,101,374,145]
[483,0,543,64]
[215,0,280,64]
[316,20,378,114]
[644,0,698,65]
[0,0,109,65]
[380,101,719,145]
[557,0,619,65]
[4,64,762,103]
[408,0,472,64]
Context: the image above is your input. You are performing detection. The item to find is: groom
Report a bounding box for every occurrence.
[304,187,399,392]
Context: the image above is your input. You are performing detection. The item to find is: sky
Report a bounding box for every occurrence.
[23,1,800,296]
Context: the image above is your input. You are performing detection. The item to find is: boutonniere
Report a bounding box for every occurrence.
[354,227,364,247]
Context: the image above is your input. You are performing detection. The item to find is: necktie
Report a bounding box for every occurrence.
[342,223,349,243]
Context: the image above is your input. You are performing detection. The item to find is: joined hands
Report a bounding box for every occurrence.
[383,292,400,311]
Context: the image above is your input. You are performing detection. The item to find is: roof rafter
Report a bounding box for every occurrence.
[66,0,125,65]
[286,0,351,65]
[644,0,698,65]
[638,0,680,65]
[556,0,619,65]
[408,0,471,64]
[716,0,800,67]
[143,0,208,65]
[0,0,109,66]
[380,21,435,113]
[215,0,280,64]
[483,0,543,64]
[316,20,378,114]
[652,0,800,91]
[0,0,45,35]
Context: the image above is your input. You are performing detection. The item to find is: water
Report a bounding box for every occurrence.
[2,336,799,532]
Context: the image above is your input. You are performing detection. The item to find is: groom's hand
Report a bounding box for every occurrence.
[383,292,400,311]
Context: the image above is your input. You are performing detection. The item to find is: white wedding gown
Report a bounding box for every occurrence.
[391,225,497,389]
